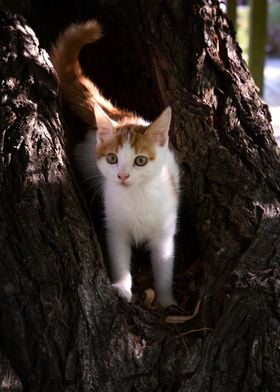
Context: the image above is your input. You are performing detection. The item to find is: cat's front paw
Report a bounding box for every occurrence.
[112,282,132,303]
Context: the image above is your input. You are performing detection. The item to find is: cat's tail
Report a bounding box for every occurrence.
[51,20,123,126]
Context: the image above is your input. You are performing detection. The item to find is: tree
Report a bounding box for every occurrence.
[1,0,280,390]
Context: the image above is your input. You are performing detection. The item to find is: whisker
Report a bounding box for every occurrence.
[89,182,104,208]
[77,170,103,184]
[83,180,102,195]
[77,172,103,186]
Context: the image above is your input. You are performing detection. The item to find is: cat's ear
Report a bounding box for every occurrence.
[94,103,115,144]
[146,107,171,146]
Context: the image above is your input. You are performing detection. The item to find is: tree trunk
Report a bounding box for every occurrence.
[1,0,280,391]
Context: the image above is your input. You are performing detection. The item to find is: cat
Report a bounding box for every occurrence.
[51,20,180,307]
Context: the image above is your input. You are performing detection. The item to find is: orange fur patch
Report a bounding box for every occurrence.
[51,20,132,129]
[96,124,156,160]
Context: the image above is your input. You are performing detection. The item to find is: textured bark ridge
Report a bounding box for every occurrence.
[1,0,280,391]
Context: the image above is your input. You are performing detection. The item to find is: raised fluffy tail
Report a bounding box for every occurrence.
[51,20,122,126]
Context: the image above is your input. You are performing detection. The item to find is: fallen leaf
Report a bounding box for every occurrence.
[143,288,155,309]
[165,299,201,324]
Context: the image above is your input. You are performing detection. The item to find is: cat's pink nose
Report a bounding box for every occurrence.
[117,172,130,182]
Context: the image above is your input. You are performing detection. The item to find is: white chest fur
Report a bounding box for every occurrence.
[104,163,178,246]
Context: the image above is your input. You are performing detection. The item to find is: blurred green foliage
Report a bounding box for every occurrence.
[236,5,249,60]
[235,1,280,60]
[266,2,280,55]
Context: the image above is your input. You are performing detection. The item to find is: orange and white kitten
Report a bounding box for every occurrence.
[51,21,179,307]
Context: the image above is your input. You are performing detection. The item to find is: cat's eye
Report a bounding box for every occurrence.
[106,153,118,164]
[134,156,148,167]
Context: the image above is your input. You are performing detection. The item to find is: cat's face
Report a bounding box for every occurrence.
[97,136,163,187]
[95,105,171,187]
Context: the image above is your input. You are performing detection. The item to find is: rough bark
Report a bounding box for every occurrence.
[1,0,280,391]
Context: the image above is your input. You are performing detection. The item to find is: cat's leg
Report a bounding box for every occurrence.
[150,232,177,307]
[107,229,132,302]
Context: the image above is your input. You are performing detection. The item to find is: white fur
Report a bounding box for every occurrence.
[74,109,179,307]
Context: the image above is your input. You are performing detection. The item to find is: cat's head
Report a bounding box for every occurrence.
[94,104,172,187]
